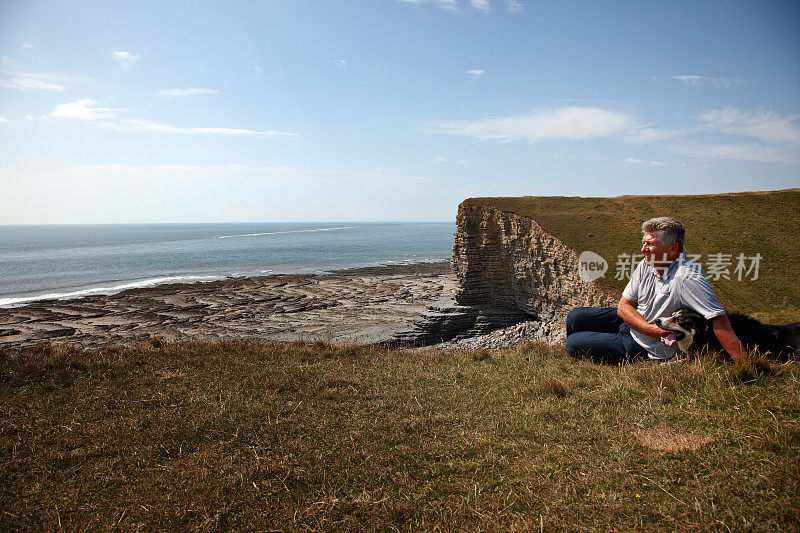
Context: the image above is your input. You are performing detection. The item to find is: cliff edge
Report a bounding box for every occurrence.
[452,202,617,331]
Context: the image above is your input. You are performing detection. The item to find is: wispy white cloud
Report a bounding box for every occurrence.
[49,98,298,137]
[0,56,92,92]
[0,77,65,91]
[666,107,800,164]
[401,0,518,13]
[112,50,141,70]
[334,59,347,67]
[434,0,459,11]
[428,106,638,142]
[699,107,800,146]
[118,119,297,137]
[466,69,485,77]
[624,157,667,167]
[671,75,746,88]
[156,87,218,97]
[670,142,799,164]
[435,156,467,164]
[0,117,7,123]
[429,103,800,166]
[21,43,35,49]
[398,0,459,12]
[626,127,688,144]
[471,0,491,13]
[51,99,117,120]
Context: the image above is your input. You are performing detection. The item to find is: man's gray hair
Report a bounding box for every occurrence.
[642,217,685,251]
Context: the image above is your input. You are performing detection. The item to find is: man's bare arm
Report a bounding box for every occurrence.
[711,314,744,363]
[617,296,670,339]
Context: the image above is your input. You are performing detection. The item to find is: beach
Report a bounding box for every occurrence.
[0,262,457,350]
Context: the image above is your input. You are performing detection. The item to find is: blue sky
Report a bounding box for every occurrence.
[1,0,798,223]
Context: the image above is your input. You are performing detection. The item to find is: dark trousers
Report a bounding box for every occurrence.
[564,307,648,364]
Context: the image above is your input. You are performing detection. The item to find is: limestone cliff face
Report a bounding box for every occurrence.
[452,203,617,328]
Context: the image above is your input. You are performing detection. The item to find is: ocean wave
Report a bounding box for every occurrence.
[0,274,225,307]
[216,226,355,239]
[372,257,447,266]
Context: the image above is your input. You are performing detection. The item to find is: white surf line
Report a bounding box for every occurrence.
[0,274,224,307]
[216,226,356,239]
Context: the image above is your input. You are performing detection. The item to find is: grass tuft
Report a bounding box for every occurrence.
[727,351,783,384]
[540,377,570,397]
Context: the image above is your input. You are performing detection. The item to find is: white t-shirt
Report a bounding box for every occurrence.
[622,253,725,359]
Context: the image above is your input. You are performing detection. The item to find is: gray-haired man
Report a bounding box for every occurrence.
[565,217,743,363]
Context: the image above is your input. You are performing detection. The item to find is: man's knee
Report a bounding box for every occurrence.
[564,331,594,357]
[566,307,581,328]
[567,306,621,336]
[566,307,591,334]
[564,334,581,356]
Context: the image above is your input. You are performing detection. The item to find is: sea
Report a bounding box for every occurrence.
[0,222,456,307]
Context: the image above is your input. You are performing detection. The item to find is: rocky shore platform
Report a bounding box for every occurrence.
[0,262,559,351]
[0,263,453,349]
[0,262,561,351]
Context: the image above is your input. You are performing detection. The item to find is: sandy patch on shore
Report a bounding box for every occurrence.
[0,263,456,350]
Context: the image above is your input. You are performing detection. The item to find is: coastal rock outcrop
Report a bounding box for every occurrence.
[453,202,616,323]
[395,201,618,346]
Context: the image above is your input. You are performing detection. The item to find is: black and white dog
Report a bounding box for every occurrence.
[655,309,800,359]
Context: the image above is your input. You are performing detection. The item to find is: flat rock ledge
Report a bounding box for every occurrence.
[390,298,556,348]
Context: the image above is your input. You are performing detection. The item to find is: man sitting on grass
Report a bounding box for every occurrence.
[565,217,743,364]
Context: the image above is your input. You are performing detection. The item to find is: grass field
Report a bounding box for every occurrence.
[460,189,800,323]
[2,340,798,531]
[3,190,798,530]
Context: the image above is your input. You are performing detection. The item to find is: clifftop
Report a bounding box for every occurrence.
[456,189,800,323]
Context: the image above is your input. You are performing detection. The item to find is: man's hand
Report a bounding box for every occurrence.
[711,314,744,363]
[617,296,670,339]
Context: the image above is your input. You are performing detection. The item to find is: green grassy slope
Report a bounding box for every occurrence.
[2,341,798,530]
[461,189,800,323]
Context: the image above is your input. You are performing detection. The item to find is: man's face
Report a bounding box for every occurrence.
[641,232,678,270]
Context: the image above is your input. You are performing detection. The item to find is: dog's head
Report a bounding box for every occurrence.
[655,308,710,353]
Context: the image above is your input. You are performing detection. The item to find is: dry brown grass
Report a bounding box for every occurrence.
[634,427,713,452]
[1,340,798,530]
